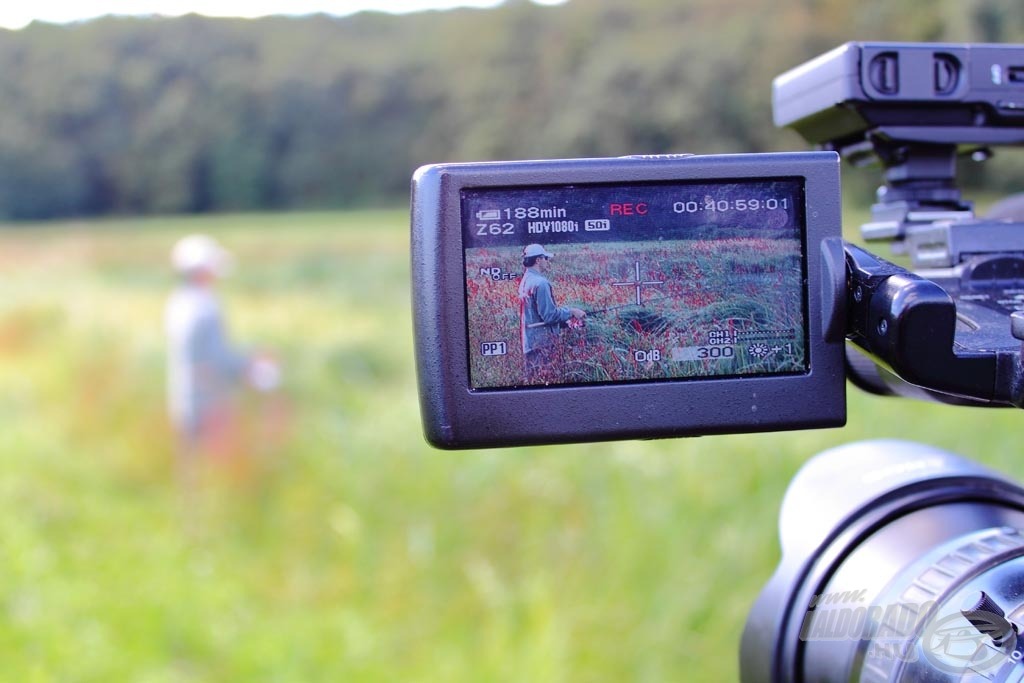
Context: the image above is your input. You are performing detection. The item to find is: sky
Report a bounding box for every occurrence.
[0,0,566,30]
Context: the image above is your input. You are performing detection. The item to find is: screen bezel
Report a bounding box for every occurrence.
[412,153,845,449]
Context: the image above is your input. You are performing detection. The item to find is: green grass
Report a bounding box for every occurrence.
[0,209,1022,682]
[466,239,803,387]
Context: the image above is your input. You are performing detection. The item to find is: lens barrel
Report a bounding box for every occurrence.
[741,440,1024,682]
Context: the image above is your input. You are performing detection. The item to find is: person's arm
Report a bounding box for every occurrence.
[534,280,573,325]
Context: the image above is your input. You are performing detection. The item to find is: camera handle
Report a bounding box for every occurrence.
[821,236,1024,407]
[817,136,1024,407]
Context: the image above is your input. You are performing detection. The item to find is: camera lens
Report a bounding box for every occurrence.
[741,440,1024,682]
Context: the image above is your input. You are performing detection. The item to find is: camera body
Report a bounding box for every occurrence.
[411,41,1024,449]
[410,38,1024,683]
[412,153,846,448]
[776,42,1024,408]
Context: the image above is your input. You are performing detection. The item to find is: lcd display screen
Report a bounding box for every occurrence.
[462,179,808,389]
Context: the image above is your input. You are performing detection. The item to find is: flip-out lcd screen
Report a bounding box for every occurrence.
[462,179,808,389]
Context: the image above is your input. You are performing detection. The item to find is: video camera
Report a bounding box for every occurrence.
[412,41,1024,450]
[412,40,1024,681]
[745,42,1024,683]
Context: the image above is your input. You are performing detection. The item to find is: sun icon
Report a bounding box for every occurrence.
[748,342,771,359]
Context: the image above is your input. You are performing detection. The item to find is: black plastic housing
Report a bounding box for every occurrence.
[774,42,1024,149]
[411,152,846,449]
[741,440,1024,683]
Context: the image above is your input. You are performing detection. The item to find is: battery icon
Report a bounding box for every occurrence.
[476,209,502,221]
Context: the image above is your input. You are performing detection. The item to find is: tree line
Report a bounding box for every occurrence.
[0,0,1022,219]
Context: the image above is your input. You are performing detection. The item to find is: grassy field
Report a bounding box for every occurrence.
[1,209,1023,682]
[466,238,803,388]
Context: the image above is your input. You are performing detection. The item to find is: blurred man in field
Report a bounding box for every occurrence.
[519,243,585,381]
[165,234,280,460]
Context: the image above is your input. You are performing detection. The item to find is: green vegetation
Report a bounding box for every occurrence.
[2,0,1024,219]
[466,239,803,387]
[4,2,1024,678]
[2,210,1023,681]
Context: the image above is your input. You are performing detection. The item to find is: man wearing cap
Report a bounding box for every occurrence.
[165,234,272,456]
[519,243,585,379]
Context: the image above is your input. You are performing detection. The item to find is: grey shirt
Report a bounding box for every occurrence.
[519,268,572,354]
[165,284,248,436]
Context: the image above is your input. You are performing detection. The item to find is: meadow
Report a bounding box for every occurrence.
[1,209,1023,682]
[466,238,803,388]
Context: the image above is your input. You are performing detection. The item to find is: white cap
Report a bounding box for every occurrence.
[171,234,234,276]
[523,243,554,258]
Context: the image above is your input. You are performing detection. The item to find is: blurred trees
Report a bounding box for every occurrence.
[0,0,1023,219]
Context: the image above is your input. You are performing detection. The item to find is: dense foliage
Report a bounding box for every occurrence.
[1,0,1023,219]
